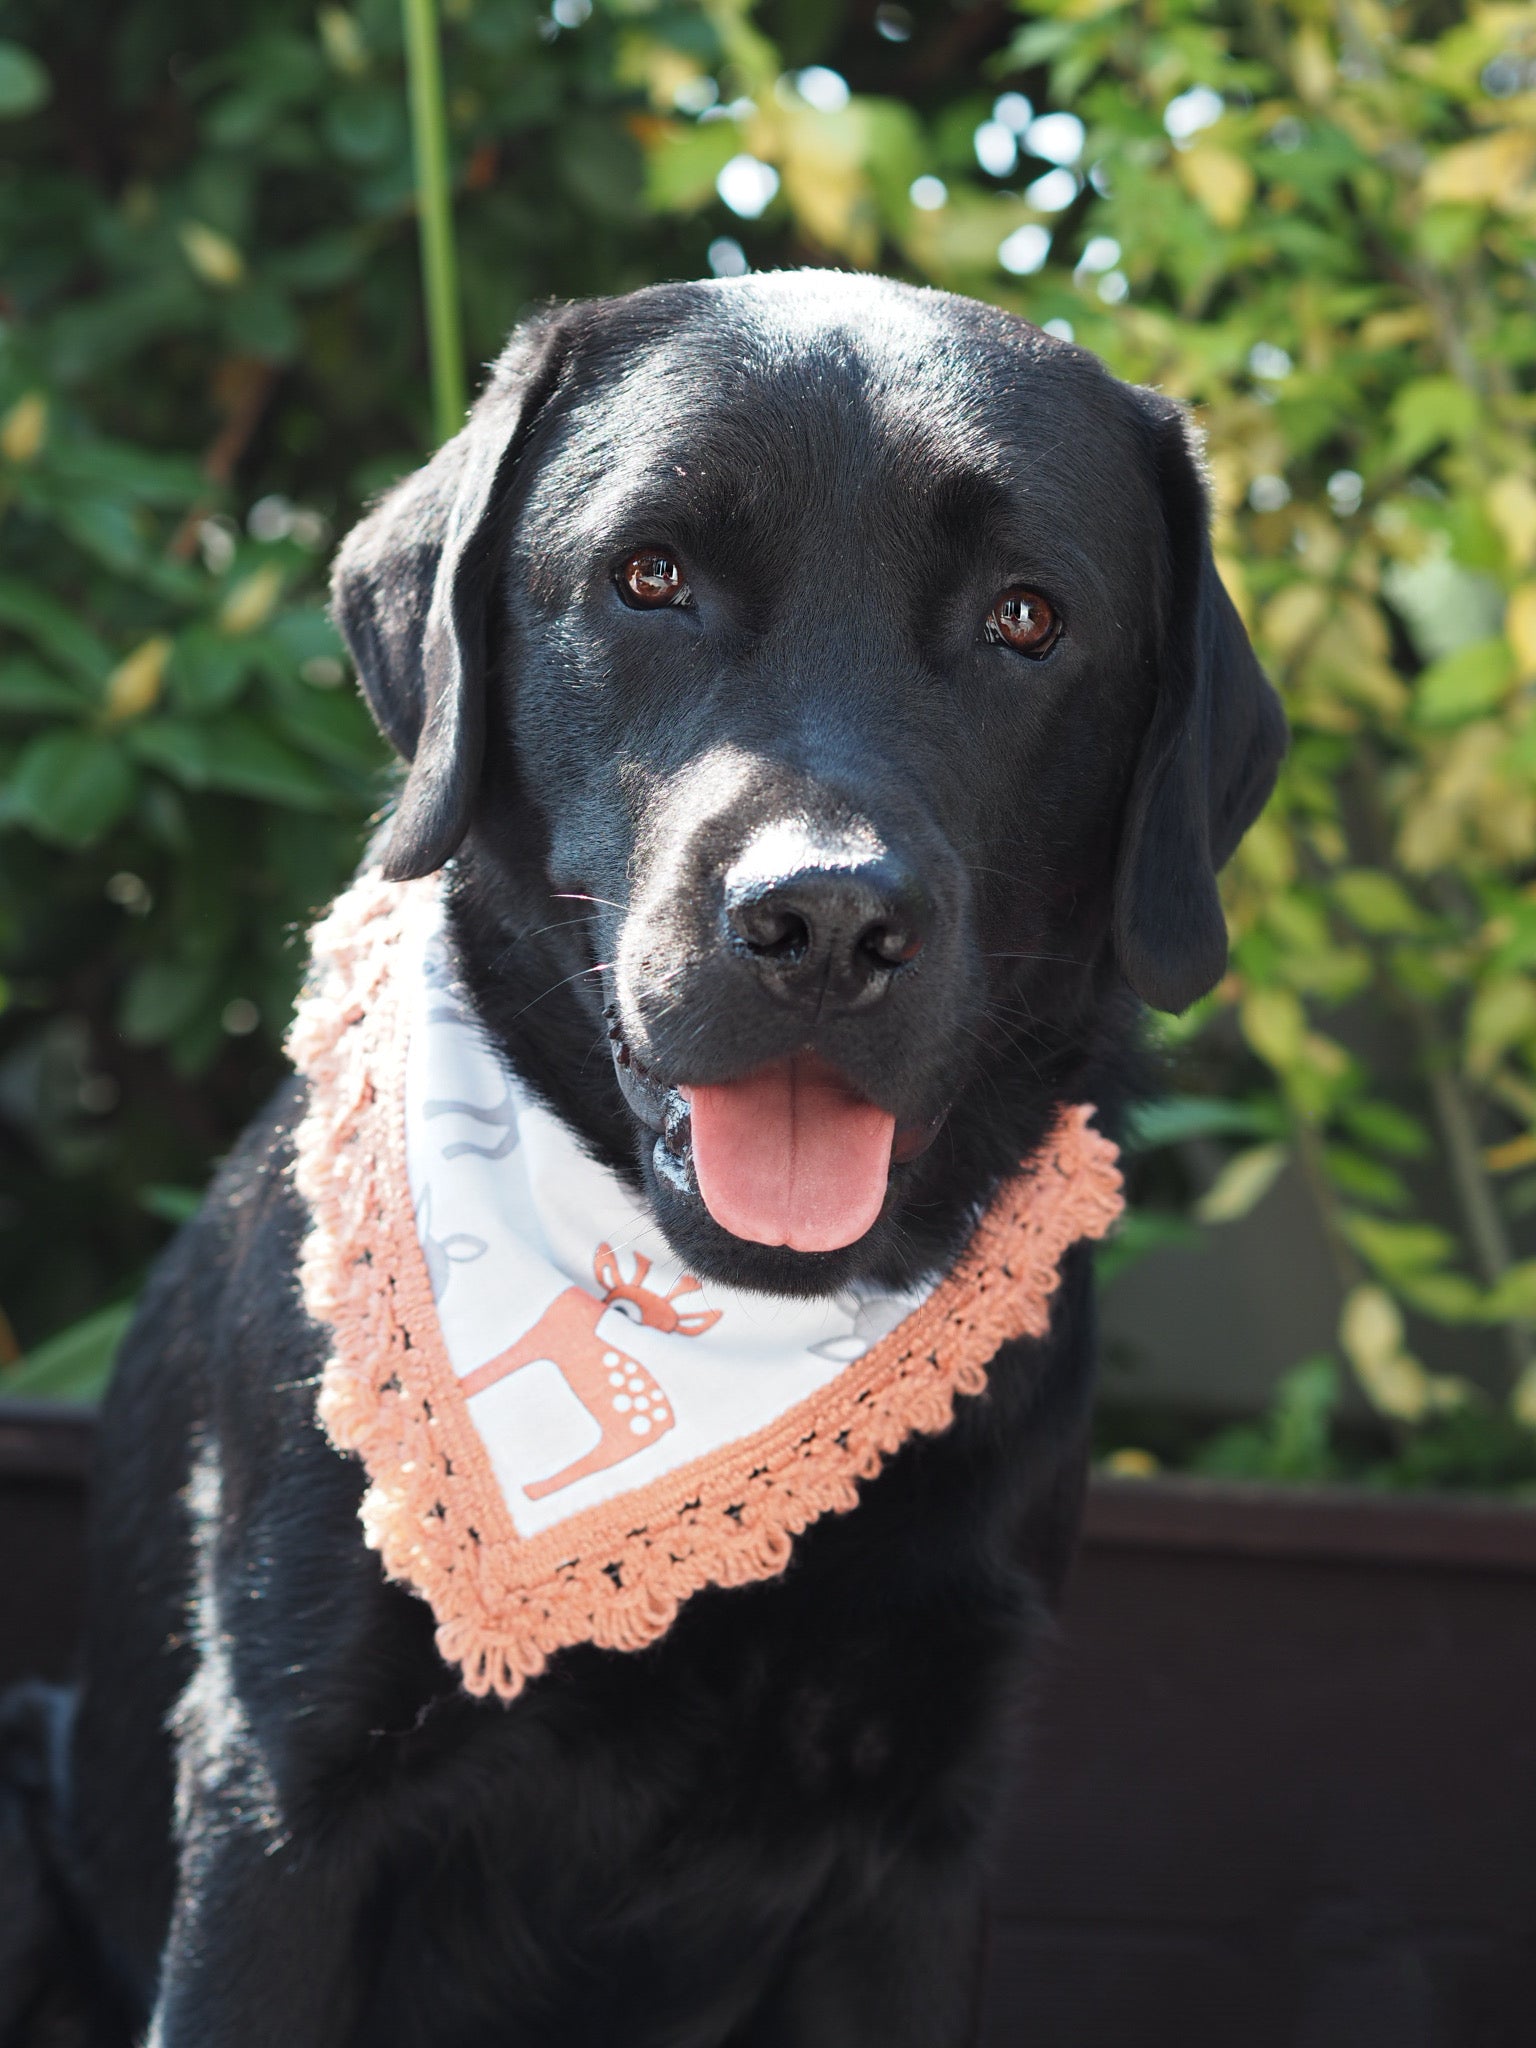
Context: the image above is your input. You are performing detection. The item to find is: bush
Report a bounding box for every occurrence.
[0,0,733,1383]
[5,0,1536,1490]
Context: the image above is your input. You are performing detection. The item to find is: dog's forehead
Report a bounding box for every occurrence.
[526,274,1150,541]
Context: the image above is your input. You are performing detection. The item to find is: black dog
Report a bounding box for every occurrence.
[23,272,1283,2046]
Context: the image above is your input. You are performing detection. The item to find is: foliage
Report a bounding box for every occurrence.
[0,0,741,1359]
[1192,1357,1347,1484]
[6,0,1536,1496]
[1098,1352,1536,1497]
[956,0,1536,1475]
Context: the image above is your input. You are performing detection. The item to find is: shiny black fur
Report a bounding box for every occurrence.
[7,273,1283,2047]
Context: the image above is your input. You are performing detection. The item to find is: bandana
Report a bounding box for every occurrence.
[289,871,1124,1698]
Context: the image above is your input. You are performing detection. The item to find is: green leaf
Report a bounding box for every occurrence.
[0,40,50,118]
[128,714,341,810]
[558,116,644,222]
[8,730,134,845]
[1467,974,1536,1076]
[0,578,112,684]
[1194,1141,1289,1224]
[53,495,151,576]
[1486,898,1536,973]
[1398,1269,1486,1323]
[219,284,300,363]
[196,717,344,809]
[1332,868,1427,934]
[2,1303,131,1404]
[46,439,204,507]
[1413,637,1514,726]
[1196,1357,1343,1484]
[1339,1100,1430,1158]
[138,1183,203,1226]
[205,88,277,149]
[168,629,260,713]
[268,607,345,666]
[1390,376,1481,467]
[857,97,924,216]
[999,21,1075,68]
[119,960,217,1045]
[43,278,207,384]
[1266,1357,1343,1481]
[265,678,384,772]
[122,718,212,788]
[1240,985,1308,1071]
[1321,1144,1409,1209]
[267,233,366,294]
[644,121,742,211]
[1191,1423,1276,1481]
[1340,1211,1459,1278]
[1096,1209,1199,1286]
[0,659,89,717]
[169,1006,226,1079]
[1482,1260,1536,1322]
[322,84,407,164]
[1126,1095,1285,1149]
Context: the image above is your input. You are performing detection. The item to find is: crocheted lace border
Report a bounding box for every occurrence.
[290,873,1125,1699]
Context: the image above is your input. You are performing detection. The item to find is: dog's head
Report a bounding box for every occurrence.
[334,273,1284,1295]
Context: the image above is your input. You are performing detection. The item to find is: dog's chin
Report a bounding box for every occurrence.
[607,1028,941,1298]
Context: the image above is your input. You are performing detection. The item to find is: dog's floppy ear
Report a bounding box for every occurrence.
[332,307,579,880]
[1112,395,1288,1013]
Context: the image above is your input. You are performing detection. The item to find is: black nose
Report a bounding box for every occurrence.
[723,849,931,1010]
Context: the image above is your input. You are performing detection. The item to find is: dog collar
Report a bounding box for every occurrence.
[289,872,1123,1698]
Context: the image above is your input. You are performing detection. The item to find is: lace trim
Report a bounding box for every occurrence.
[290,873,1124,1699]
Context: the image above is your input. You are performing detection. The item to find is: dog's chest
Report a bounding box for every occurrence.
[359,1501,1029,2028]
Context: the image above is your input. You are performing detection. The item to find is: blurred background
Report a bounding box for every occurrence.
[4,0,1536,1499]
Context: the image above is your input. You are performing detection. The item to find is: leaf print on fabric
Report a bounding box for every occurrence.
[424,1069,520,1161]
[414,1185,487,1302]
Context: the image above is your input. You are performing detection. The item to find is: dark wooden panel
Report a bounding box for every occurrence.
[4,1408,1535,2044]
[0,1403,92,1688]
[1083,1470,1536,1572]
[982,1488,1536,2047]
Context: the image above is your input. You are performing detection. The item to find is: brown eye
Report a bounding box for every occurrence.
[618,549,689,608]
[985,588,1060,656]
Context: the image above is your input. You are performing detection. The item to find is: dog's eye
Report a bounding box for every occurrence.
[618,550,691,608]
[985,588,1060,656]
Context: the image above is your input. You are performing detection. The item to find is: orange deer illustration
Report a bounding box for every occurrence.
[457,1246,721,1500]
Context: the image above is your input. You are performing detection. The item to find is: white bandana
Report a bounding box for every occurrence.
[290,872,1123,1697]
[408,915,933,1540]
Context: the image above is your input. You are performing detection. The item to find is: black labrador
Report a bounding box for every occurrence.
[10,271,1284,2047]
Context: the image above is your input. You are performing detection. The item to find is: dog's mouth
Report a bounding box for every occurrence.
[605,1010,943,1254]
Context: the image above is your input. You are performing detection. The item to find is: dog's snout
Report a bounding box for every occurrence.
[723,850,931,1010]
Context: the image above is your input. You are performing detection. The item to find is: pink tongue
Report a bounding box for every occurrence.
[686,1058,896,1252]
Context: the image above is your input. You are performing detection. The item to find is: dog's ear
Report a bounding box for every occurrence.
[332,307,579,880]
[1112,395,1288,1013]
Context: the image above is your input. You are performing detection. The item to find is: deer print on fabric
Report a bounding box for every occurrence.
[458,1246,722,1500]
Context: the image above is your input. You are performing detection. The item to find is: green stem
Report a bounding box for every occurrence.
[1291,1115,1362,1300]
[1345,749,1535,1389]
[401,0,465,445]
[1416,1029,1534,1384]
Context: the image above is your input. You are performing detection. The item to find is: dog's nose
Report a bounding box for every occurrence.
[723,849,930,1009]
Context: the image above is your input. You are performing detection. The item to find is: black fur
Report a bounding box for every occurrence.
[9,273,1283,2046]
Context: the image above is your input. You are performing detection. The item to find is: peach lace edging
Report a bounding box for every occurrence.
[289,872,1124,1700]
